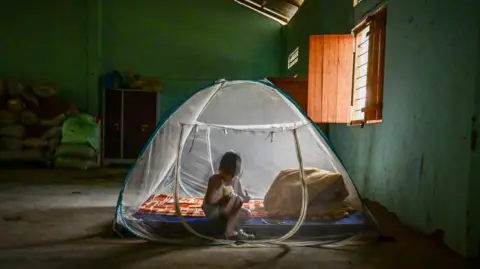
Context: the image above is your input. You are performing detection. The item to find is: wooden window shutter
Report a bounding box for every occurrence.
[308,35,353,123]
[364,7,387,122]
[307,35,324,122]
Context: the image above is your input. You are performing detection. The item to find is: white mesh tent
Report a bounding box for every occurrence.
[113,79,379,245]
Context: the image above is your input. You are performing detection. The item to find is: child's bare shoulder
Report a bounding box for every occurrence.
[208,174,223,187]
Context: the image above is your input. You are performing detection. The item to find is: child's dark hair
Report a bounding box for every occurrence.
[219,151,242,177]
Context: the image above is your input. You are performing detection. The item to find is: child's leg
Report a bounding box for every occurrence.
[222,196,243,237]
[238,208,252,221]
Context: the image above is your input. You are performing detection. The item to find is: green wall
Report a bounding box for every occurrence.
[3,0,479,258]
[0,0,282,116]
[0,0,90,109]
[467,33,480,257]
[282,0,353,77]
[282,0,480,257]
[101,0,282,119]
[328,0,479,256]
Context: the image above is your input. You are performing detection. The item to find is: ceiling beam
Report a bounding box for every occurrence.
[235,0,289,25]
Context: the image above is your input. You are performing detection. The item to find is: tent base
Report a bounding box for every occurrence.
[116,217,377,243]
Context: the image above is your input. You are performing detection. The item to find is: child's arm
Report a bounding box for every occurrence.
[204,175,222,205]
[234,178,250,202]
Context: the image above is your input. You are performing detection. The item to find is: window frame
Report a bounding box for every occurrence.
[349,5,387,126]
[350,25,370,124]
[288,47,299,70]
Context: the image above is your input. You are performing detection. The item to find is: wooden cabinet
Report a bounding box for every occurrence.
[268,77,308,111]
[104,90,122,159]
[102,89,159,165]
[267,77,329,136]
[123,91,157,159]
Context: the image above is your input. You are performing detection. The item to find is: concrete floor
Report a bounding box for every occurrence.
[0,169,476,269]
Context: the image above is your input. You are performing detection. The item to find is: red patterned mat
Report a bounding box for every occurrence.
[138,194,267,218]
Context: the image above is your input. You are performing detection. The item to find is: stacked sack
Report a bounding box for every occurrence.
[0,79,78,164]
[54,114,100,170]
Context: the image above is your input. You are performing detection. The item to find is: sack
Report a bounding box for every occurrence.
[54,157,98,170]
[20,110,39,125]
[44,148,56,160]
[0,137,23,150]
[18,149,44,161]
[65,105,79,117]
[0,124,26,138]
[6,98,25,112]
[55,144,97,159]
[21,89,40,108]
[32,83,58,98]
[0,150,22,161]
[264,168,350,220]
[0,110,18,125]
[47,138,61,150]
[23,138,48,148]
[61,114,100,152]
[7,81,25,97]
[25,125,47,138]
[39,113,65,127]
[35,96,76,118]
[41,126,62,140]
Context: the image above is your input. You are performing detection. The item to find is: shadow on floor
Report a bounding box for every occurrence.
[0,220,116,251]
[0,168,127,185]
[64,243,291,269]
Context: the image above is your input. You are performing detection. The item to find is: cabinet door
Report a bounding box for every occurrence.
[123,91,158,159]
[104,90,122,158]
[268,77,308,111]
[267,77,329,136]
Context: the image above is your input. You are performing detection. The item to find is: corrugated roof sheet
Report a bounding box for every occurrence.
[234,0,304,25]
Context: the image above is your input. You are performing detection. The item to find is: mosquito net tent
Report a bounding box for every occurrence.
[113,79,379,245]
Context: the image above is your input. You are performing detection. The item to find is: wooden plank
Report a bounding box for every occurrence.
[322,35,339,122]
[308,35,324,122]
[336,35,354,123]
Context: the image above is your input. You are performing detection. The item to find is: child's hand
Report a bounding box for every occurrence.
[219,195,230,206]
[243,190,251,203]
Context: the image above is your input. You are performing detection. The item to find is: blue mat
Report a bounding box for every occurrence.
[133,212,365,226]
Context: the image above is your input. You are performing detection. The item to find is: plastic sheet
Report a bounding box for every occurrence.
[61,114,100,152]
